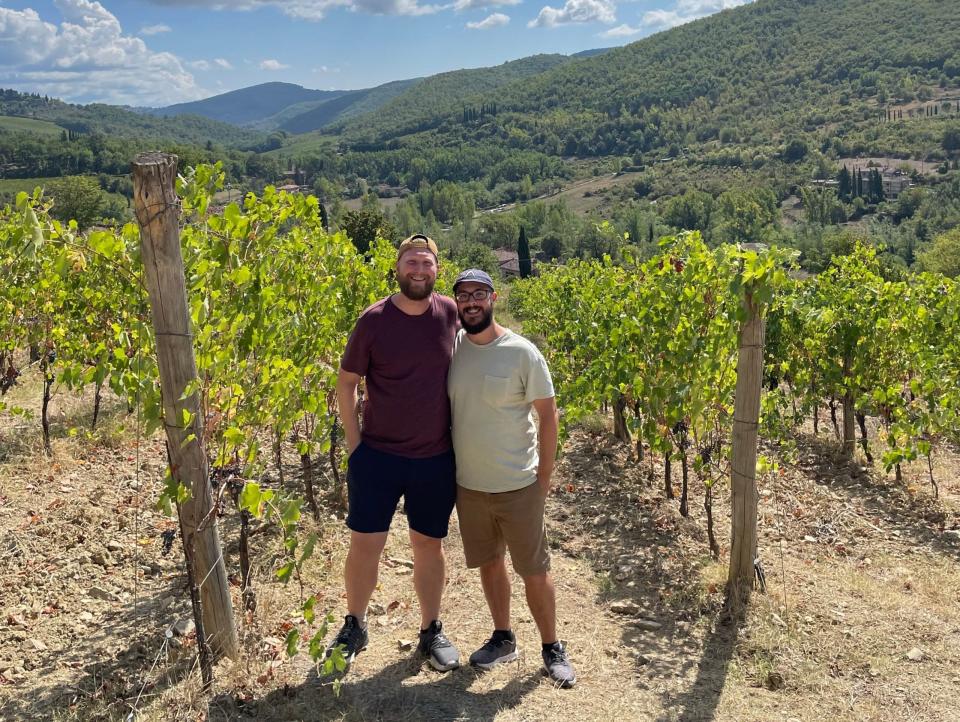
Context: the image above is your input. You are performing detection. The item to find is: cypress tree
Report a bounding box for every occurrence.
[837,166,852,201]
[517,226,532,279]
[319,202,330,233]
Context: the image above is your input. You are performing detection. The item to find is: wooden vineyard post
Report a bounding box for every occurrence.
[132,153,239,663]
[727,290,764,613]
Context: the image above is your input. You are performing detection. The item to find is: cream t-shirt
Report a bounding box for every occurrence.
[448,328,555,493]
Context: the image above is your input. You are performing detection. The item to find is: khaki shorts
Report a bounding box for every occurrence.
[456,481,551,577]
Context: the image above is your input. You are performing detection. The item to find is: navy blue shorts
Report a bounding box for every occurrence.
[346,441,456,539]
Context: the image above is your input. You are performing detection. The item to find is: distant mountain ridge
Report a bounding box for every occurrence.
[148,82,345,127]
[151,52,583,135]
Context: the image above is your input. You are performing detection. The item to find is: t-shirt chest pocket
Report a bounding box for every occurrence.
[482,374,511,405]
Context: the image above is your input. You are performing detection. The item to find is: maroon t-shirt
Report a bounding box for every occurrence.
[341,293,459,458]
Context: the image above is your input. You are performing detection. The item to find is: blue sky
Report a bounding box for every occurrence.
[0,0,750,106]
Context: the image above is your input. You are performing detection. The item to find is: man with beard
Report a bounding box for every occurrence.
[447,269,577,688]
[329,234,461,672]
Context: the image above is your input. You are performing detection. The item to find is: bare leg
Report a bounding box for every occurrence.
[345,530,388,618]
[522,572,557,644]
[410,529,446,628]
[478,555,512,630]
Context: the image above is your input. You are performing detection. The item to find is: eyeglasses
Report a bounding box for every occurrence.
[455,289,492,303]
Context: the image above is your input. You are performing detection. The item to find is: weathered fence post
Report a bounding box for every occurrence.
[727,290,764,613]
[132,152,239,662]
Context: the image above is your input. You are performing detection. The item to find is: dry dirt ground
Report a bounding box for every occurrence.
[2,374,960,722]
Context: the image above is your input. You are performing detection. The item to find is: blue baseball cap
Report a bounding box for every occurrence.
[453,268,495,292]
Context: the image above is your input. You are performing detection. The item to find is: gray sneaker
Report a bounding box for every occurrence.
[417,620,461,672]
[469,630,518,670]
[542,642,577,688]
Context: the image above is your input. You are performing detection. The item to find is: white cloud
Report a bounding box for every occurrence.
[528,0,616,28]
[140,23,171,35]
[311,65,341,73]
[0,0,202,105]
[260,58,290,71]
[601,23,641,37]
[213,57,233,69]
[454,0,519,11]
[466,12,509,28]
[642,0,751,30]
[188,59,211,70]
[144,0,444,20]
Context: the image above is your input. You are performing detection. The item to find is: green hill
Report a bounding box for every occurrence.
[0,115,64,138]
[0,89,262,148]
[277,79,420,134]
[339,54,573,141]
[151,82,346,127]
[330,0,960,171]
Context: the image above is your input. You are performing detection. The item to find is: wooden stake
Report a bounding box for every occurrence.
[727,291,764,613]
[132,152,239,661]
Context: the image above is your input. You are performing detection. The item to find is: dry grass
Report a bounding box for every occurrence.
[3,372,960,721]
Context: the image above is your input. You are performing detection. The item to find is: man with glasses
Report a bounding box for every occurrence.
[448,268,577,688]
[329,234,461,673]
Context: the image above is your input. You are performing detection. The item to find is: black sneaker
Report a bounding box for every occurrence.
[417,620,460,672]
[542,642,577,688]
[326,614,368,668]
[469,630,518,670]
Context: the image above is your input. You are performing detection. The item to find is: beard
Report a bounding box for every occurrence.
[459,305,494,334]
[397,273,435,301]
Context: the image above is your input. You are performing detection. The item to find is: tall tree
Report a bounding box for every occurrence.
[517,225,532,279]
[837,166,852,202]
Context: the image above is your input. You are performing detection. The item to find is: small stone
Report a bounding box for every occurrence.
[765,671,786,690]
[30,638,48,651]
[158,596,174,611]
[368,602,386,616]
[610,600,640,616]
[106,540,123,553]
[771,613,786,627]
[632,619,662,631]
[906,647,924,662]
[88,586,120,603]
[869,668,880,677]
[803,536,817,543]
[79,612,94,623]
[390,558,415,569]
[635,654,651,666]
[173,618,195,637]
[0,659,23,673]
[943,529,960,541]
[397,640,414,652]
[262,636,283,648]
[91,551,115,567]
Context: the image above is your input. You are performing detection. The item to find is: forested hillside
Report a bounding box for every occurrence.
[149,82,346,127]
[275,79,420,134]
[339,0,960,160]
[0,90,262,148]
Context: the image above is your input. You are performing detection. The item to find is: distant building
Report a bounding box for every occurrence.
[880,172,911,198]
[494,247,524,278]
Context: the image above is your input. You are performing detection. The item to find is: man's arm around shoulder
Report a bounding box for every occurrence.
[532,396,559,497]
